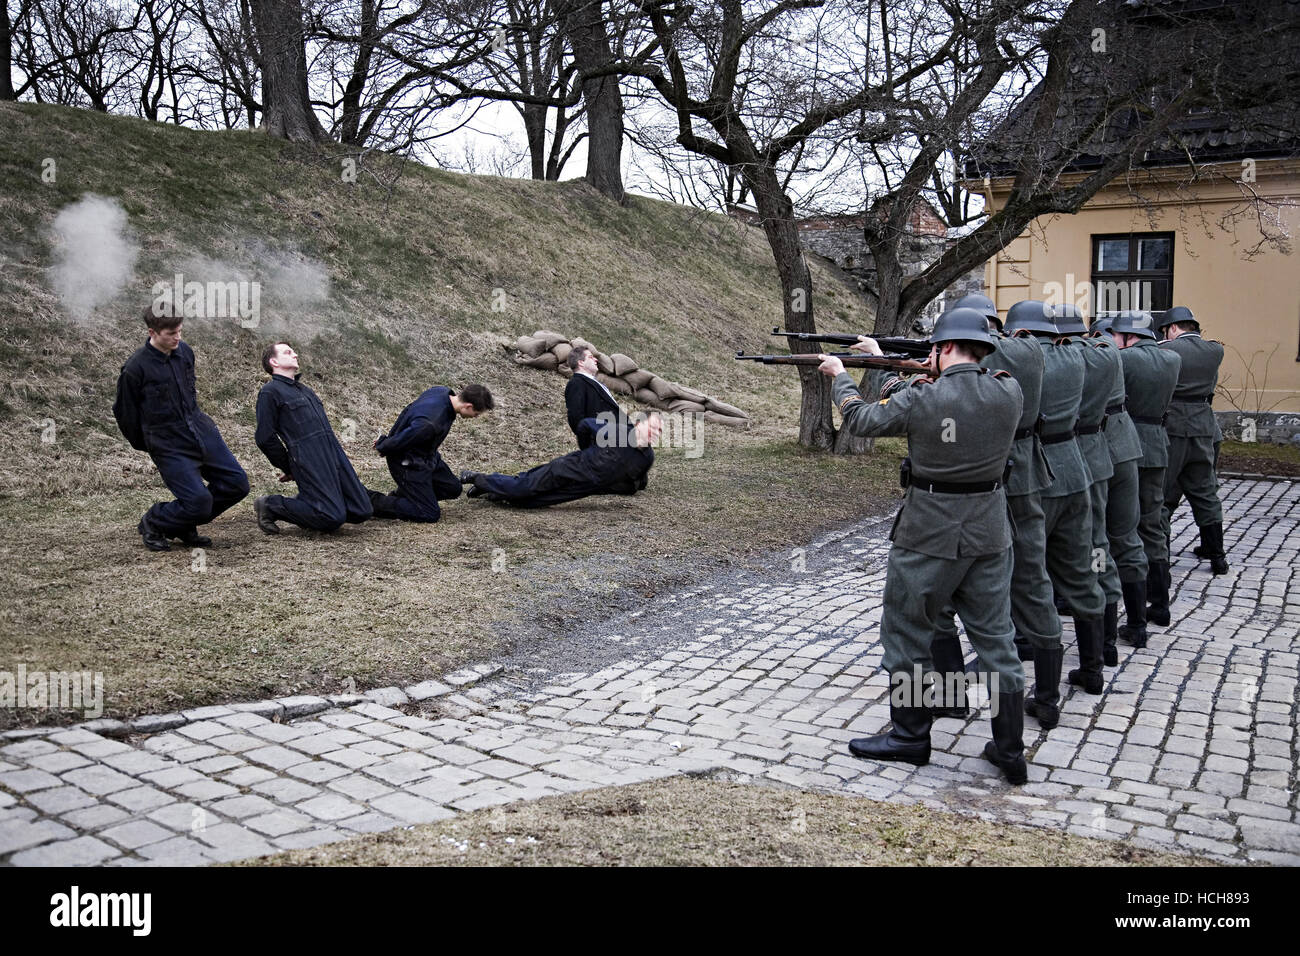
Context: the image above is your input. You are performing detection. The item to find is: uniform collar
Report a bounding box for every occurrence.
[939,362,981,378]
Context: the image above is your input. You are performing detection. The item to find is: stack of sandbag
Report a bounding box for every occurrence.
[505,330,750,428]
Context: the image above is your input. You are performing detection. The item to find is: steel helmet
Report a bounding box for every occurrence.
[930,307,994,347]
[1090,315,1115,334]
[1051,303,1088,335]
[1156,305,1197,332]
[1004,300,1058,335]
[953,293,1001,330]
[1112,310,1157,340]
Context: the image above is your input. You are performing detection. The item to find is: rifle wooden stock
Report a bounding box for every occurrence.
[736,352,933,373]
[770,327,933,358]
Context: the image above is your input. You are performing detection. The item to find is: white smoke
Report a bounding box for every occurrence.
[47,194,139,321]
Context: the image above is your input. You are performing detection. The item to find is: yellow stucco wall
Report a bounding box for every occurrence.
[980,160,1300,414]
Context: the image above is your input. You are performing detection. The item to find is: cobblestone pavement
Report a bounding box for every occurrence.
[2,478,1297,866]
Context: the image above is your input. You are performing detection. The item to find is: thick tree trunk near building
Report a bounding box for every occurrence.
[747,170,834,451]
[555,0,624,202]
[251,0,327,143]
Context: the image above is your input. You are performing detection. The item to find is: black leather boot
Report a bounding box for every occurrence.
[982,691,1028,785]
[176,528,212,547]
[1200,523,1230,575]
[1067,616,1105,694]
[928,634,970,719]
[848,704,932,766]
[1146,560,1171,627]
[137,512,170,552]
[1103,602,1119,667]
[1118,578,1148,648]
[253,496,281,535]
[1023,646,1063,730]
[1013,636,1035,662]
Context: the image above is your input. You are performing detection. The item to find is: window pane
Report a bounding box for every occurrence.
[1138,238,1171,271]
[1096,239,1129,272]
[1141,279,1171,312]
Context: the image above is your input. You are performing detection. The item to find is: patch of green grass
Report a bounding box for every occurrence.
[244,777,1213,867]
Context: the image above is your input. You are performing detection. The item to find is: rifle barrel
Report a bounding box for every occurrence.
[736,352,932,372]
[770,327,932,357]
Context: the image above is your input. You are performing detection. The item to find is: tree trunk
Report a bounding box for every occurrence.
[523,102,546,179]
[338,0,376,145]
[1,1,15,101]
[747,169,834,450]
[556,0,624,202]
[250,0,327,142]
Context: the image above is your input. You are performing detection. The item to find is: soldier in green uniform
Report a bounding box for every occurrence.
[1158,307,1229,575]
[819,307,1028,785]
[1004,301,1108,702]
[1113,311,1181,634]
[1088,314,1149,658]
[930,294,1059,727]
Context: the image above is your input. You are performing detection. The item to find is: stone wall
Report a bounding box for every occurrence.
[1216,411,1300,448]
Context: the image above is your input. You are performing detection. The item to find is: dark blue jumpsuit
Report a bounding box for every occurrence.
[470,416,653,508]
[367,386,463,522]
[113,340,249,537]
[254,374,372,532]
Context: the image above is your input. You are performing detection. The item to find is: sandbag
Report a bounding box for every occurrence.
[673,384,708,403]
[524,352,559,371]
[668,399,707,414]
[633,388,663,406]
[570,337,595,354]
[704,397,749,419]
[624,369,654,389]
[598,373,632,395]
[532,330,568,350]
[513,335,547,358]
[595,351,615,375]
[610,353,638,376]
[647,376,679,400]
[704,410,750,428]
[553,342,572,364]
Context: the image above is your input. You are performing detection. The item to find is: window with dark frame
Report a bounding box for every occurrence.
[1091,232,1175,318]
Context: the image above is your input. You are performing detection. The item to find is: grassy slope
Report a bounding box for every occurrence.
[0,103,904,724]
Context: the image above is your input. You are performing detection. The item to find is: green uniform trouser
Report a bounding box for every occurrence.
[1137,466,1168,564]
[882,544,1025,693]
[1087,477,1115,604]
[1104,459,1147,598]
[934,492,1061,654]
[1163,433,1223,532]
[1042,491,1105,619]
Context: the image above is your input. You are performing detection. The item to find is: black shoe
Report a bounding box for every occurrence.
[254,496,281,535]
[848,704,931,766]
[176,528,212,547]
[458,470,479,485]
[137,514,170,552]
[983,691,1028,785]
[1146,560,1171,627]
[1024,646,1063,730]
[1067,616,1105,695]
[1118,578,1148,648]
[1103,602,1119,667]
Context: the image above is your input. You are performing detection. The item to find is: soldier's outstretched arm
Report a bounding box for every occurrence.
[830,370,915,438]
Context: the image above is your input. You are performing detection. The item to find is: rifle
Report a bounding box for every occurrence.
[770,326,933,358]
[736,351,934,374]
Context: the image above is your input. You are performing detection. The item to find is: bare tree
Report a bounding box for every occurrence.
[249,0,326,139]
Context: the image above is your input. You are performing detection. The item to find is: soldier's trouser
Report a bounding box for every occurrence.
[1087,477,1116,604]
[1104,459,1147,596]
[1041,491,1105,619]
[147,431,250,536]
[1163,433,1223,533]
[881,544,1024,694]
[933,492,1061,659]
[1137,466,1168,564]
[369,454,462,523]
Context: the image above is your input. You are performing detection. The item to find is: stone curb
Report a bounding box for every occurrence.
[1217,472,1297,483]
[0,664,507,742]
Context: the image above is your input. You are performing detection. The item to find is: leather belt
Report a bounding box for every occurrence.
[1172,394,1213,403]
[908,474,1002,494]
[1131,414,1167,426]
[1013,425,1035,441]
[1105,403,1126,415]
[1074,423,1103,436]
[1040,430,1076,445]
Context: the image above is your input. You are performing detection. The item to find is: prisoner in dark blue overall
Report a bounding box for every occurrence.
[464,414,657,508]
[367,384,493,522]
[113,307,249,551]
[253,343,372,533]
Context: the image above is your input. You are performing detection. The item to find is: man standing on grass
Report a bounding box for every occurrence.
[114,302,249,552]
[366,384,494,522]
[253,342,372,534]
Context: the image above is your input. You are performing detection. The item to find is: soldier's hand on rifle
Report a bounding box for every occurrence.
[851,335,884,356]
[817,353,845,377]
